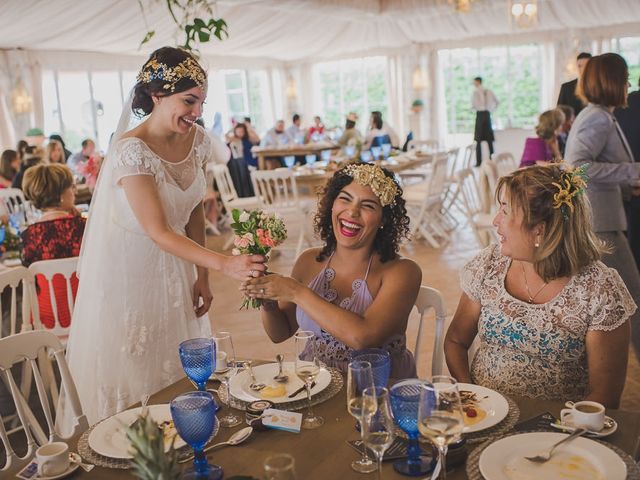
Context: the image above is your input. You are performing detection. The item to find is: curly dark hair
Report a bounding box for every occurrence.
[314,163,410,263]
[132,47,206,118]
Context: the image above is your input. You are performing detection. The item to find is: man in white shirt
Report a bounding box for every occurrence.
[471,77,498,166]
[286,114,304,144]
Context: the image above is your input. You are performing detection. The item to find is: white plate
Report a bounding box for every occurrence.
[228,362,331,403]
[479,432,626,480]
[35,453,81,480]
[457,383,509,433]
[550,415,618,438]
[88,404,185,459]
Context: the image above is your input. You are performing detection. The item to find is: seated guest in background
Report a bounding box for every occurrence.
[307,115,325,141]
[0,150,21,187]
[16,140,29,162]
[46,139,66,164]
[227,123,257,197]
[49,134,72,161]
[22,164,85,330]
[337,112,363,149]
[243,116,261,145]
[444,165,634,408]
[364,111,399,149]
[519,109,564,167]
[286,113,304,144]
[67,139,95,175]
[243,163,420,378]
[12,146,43,189]
[556,104,575,157]
[262,119,293,169]
[557,52,592,116]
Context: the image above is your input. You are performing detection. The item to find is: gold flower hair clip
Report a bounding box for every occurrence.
[551,164,588,218]
[343,163,399,207]
[136,56,206,92]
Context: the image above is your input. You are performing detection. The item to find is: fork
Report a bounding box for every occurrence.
[524,428,587,463]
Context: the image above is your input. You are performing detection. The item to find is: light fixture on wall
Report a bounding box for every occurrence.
[448,0,475,12]
[510,0,538,28]
[10,79,32,115]
[285,76,297,100]
[412,67,429,91]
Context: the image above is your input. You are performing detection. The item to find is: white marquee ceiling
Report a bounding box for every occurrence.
[2,0,640,63]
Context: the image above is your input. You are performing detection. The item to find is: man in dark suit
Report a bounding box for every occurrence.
[557,52,591,116]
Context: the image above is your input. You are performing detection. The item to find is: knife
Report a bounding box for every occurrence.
[288,381,316,398]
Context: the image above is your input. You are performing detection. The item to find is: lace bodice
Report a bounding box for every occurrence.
[463,244,636,401]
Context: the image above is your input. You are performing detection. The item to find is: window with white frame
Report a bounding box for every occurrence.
[439,44,543,134]
[612,37,640,91]
[313,57,388,131]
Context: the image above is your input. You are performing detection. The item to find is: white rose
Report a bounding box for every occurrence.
[239,211,250,222]
[232,248,241,256]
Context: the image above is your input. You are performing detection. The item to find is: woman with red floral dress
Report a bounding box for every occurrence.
[22,164,85,329]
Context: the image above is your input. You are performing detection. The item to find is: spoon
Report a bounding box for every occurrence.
[245,361,265,391]
[179,426,253,463]
[273,354,289,383]
[69,452,94,472]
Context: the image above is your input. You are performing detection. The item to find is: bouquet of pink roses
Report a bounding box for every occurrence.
[231,208,287,309]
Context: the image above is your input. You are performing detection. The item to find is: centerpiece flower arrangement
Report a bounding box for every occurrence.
[231,208,287,309]
[0,217,23,259]
[77,155,102,189]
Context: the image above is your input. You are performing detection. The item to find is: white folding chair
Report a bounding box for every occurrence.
[480,158,499,213]
[0,189,38,225]
[0,330,87,476]
[404,152,450,248]
[209,164,261,250]
[461,143,476,170]
[457,168,498,248]
[250,168,313,257]
[413,286,446,376]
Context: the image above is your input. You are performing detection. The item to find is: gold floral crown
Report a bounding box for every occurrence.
[136,56,206,92]
[343,163,399,206]
[551,164,588,216]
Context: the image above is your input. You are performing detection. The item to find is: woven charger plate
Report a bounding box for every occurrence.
[78,414,220,469]
[465,430,640,480]
[395,395,520,445]
[219,367,344,412]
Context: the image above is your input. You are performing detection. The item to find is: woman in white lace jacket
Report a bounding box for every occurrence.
[444,165,635,408]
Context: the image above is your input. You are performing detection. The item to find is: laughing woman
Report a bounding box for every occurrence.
[243,163,420,379]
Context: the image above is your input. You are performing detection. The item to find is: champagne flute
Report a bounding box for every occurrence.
[363,386,395,480]
[294,331,324,429]
[417,376,464,480]
[212,331,241,427]
[346,360,377,473]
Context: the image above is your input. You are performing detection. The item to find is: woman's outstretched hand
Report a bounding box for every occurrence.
[222,253,267,281]
[192,275,213,316]
[241,273,301,303]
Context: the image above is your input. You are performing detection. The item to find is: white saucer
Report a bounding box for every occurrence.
[36,453,81,479]
[550,415,618,438]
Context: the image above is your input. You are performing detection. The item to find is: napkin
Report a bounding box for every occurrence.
[514,411,558,432]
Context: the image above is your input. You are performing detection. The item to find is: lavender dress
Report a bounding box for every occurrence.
[296,254,416,379]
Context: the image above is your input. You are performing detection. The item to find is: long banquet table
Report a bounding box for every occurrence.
[252,143,340,170]
[69,374,640,480]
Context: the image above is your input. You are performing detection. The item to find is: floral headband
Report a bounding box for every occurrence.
[343,163,399,207]
[551,164,588,218]
[136,56,206,92]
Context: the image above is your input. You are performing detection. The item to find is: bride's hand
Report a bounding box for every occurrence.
[193,275,213,316]
[222,254,267,281]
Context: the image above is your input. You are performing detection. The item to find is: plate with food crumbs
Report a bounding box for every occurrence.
[479,432,626,480]
[456,383,509,433]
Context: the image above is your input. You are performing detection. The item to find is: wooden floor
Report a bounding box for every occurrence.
[205,219,640,412]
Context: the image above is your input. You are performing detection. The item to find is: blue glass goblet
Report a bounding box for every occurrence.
[284,156,296,168]
[171,392,222,480]
[179,338,215,391]
[360,150,373,163]
[390,379,436,476]
[381,143,392,159]
[351,348,391,387]
[371,146,382,160]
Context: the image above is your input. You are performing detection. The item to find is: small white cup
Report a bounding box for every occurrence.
[560,400,605,431]
[36,441,70,477]
[215,350,228,372]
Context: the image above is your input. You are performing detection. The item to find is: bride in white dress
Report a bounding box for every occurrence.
[58,47,266,429]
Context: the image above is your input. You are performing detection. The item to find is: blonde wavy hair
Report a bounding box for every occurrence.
[534,109,564,140]
[496,165,608,282]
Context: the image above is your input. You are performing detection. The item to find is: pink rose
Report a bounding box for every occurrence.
[258,229,277,248]
[234,235,250,249]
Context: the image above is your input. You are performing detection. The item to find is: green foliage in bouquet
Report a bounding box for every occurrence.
[127,413,180,480]
[0,222,22,259]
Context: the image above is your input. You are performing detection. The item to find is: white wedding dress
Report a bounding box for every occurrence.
[58,124,213,430]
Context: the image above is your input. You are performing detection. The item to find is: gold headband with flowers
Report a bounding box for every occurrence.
[343,163,399,206]
[136,56,206,92]
[551,164,588,217]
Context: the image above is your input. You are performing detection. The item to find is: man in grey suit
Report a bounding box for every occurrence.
[557,52,591,116]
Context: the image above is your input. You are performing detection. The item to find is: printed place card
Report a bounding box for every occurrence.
[262,408,302,433]
[16,460,38,480]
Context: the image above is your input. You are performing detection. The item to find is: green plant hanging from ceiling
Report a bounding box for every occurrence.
[138,0,228,52]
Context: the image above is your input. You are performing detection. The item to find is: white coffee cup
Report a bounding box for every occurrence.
[560,400,605,431]
[36,441,70,476]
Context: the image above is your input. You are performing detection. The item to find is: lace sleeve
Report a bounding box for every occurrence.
[587,264,637,331]
[194,127,213,173]
[112,138,158,185]
[460,245,497,302]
